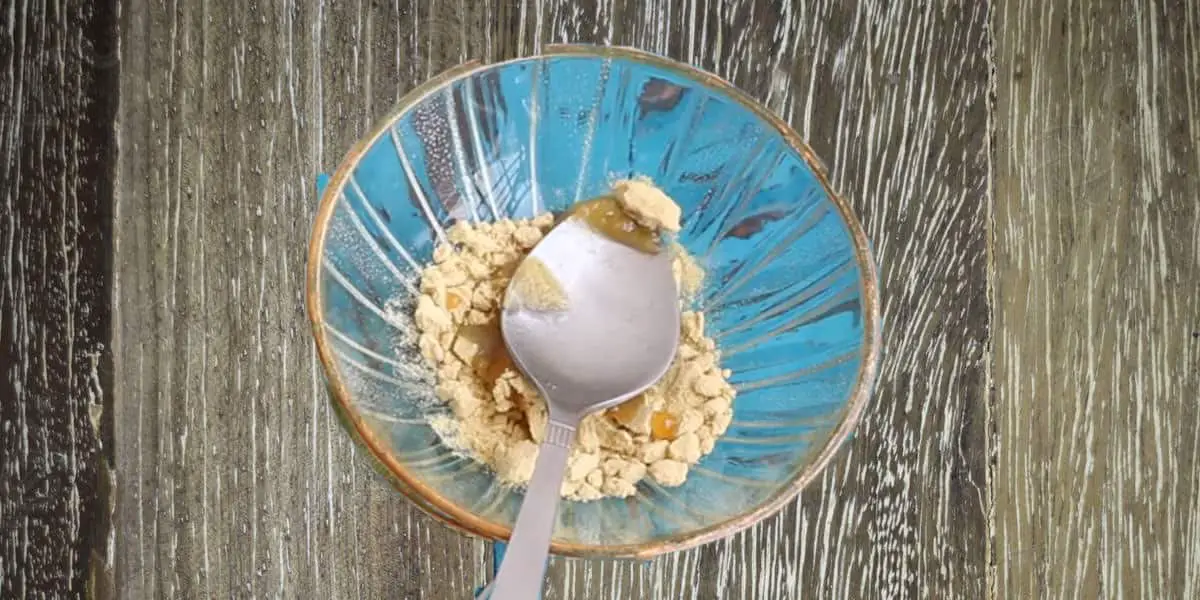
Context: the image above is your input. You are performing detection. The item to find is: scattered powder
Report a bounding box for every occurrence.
[400,181,735,501]
[670,241,705,302]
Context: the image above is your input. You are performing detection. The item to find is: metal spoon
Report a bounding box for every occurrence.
[484,218,681,600]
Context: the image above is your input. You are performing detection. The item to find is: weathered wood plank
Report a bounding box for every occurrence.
[113,0,991,598]
[112,2,494,597]
[15,0,1200,596]
[0,1,118,597]
[992,0,1200,597]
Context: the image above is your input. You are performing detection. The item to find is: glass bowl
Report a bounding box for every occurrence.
[307,45,880,559]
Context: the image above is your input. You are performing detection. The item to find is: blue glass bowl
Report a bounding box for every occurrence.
[307,45,880,558]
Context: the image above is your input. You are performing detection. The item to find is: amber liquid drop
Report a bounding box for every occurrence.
[459,321,513,386]
[569,196,661,254]
[650,411,679,441]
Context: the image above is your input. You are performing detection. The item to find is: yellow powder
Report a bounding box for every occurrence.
[612,178,683,232]
[670,241,705,303]
[404,180,735,501]
[505,256,568,311]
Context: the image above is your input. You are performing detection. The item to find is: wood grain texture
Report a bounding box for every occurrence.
[992,0,1200,597]
[112,2,494,598]
[0,1,118,597]
[111,1,992,598]
[2,0,1189,596]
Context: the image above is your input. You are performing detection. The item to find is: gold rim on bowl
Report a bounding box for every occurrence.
[306,44,882,559]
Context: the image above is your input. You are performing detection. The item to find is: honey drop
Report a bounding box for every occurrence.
[650,411,679,441]
[609,394,644,424]
[458,321,512,385]
[569,196,661,254]
[481,347,513,385]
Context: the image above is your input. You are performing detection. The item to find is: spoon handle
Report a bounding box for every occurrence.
[488,419,577,600]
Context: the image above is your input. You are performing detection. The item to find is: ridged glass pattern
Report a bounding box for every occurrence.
[313,51,873,551]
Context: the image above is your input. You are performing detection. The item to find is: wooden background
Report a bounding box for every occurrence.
[1,0,1197,598]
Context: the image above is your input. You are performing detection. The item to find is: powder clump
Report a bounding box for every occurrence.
[402,180,734,501]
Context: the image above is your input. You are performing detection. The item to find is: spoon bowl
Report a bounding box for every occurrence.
[487,219,681,599]
[501,219,681,416]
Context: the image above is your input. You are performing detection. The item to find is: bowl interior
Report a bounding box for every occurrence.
[310,48,875,556]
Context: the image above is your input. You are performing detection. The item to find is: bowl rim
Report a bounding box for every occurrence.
[307,44,882,559]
